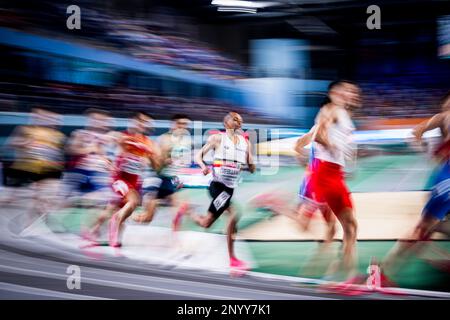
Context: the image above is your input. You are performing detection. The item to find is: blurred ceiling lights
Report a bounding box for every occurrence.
[212,1,281,13]
[211,0,280,8]
[217,7,257,14]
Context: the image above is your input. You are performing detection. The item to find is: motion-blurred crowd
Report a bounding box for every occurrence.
[0,80,279,124]
[0,2,247,80]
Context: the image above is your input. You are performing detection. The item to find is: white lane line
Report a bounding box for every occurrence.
[246,271,450,299]
[0,250,323,298]
[0,263,327,300]
[3,239,448,299]
[0,282,110,300]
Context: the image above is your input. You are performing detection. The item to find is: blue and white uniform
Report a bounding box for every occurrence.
[64,130,113,196]
[298,144,321,205]
[423,137,450,220]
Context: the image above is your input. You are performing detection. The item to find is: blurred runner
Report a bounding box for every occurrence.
[173,112,256,274]
[5,107,65,224]
[250,101,336,242]
[63,109,116,205]
[62,108,118,239]
[133,114,192,229]
[312,80,361,282]
[382,92,450,278]
[89,112,161,247]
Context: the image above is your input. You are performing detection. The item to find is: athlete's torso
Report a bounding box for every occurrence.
[158,131,192,177]
[73,129,113,172]
[212,133,248,189]
[314,107,355,167]
[116,131,152,176]
[13,126,65,173]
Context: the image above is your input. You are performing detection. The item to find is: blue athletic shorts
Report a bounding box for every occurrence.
[64,168,110,194]
[423,161,450,220]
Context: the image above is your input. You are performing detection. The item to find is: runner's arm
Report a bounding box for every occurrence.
[157,134,174,166]
[195,134,219,175]
[246,139,256,173]
[314,108,335,149]
[148,140,162,171]
[294,126,316,154]
[413,113,445,142]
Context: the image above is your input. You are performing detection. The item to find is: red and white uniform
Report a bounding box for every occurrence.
[112,131,153,197]
[312,107,355,214]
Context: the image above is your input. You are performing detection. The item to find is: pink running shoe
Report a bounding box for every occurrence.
[172,203,189,232]
[230,257,250,277]
[81,229,98,243]
[324,274,370,296]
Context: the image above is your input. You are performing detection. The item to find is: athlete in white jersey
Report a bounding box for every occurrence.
[173,112,256,274]
[133,114,192,225]
[313,80,361,284]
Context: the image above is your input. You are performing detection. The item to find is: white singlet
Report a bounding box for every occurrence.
[212,133,248,189]
[314,107,355,167]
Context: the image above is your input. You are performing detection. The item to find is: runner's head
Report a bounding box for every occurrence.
[131,111,153,134]
[223,112,243,131]
[328,80,361,110]
[441,91,450,112]
[30,106,61,128]
[84,108,111,133]
[171,114,191,135]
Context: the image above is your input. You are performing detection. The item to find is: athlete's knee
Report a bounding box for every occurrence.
[328,221,337,236]
[200,214,216,228]
[127,199,138,210]
[126,192,140,210]
[413,224,430,241]
[227,213,237,227]
[351,217,358,233]
[413,217,439,240]
[342,217,357,239]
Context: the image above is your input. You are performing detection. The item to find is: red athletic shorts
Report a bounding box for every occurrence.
[311,159,353,215]
[112,171,141,197]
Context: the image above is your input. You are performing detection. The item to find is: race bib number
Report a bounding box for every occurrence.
[215,161,241,185]
[213,191,231,211]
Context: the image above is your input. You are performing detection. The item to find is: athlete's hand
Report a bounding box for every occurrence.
[412,125,425,144]
[296,148,309,165]
[201,166,211,175]
[248,163,256,173]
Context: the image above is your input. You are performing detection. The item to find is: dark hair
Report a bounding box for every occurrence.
[133,111,153,119]
[171,114,190,121]
[328,80,358,92]
[84,108,110,117]
[321,96,331,107]
[442,90,450,104]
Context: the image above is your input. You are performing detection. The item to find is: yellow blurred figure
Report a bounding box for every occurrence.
[10,108,65,181]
